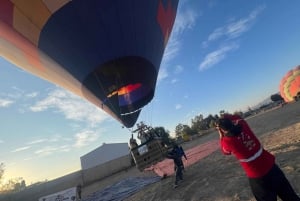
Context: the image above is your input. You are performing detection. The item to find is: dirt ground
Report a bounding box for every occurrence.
[83,101,300,201]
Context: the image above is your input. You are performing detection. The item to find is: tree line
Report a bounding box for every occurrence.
[149,92,285,141]
[0,163,26,193]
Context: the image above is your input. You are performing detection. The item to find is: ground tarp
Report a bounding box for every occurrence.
[82,176,161,201]
[83,139,220,201]
[145,139,219,177]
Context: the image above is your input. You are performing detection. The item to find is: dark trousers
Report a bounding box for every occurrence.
[174,165,183,185]
[249,164,300,201]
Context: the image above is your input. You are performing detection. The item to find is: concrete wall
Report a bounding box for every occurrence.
[80,143,130,170]
[82,154,132,186]
[0,154,132,201]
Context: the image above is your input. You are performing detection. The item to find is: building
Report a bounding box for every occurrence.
[80,142,130,170]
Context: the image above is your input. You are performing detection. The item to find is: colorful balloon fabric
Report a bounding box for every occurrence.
[279,65,300,102]
[0,0,179,127]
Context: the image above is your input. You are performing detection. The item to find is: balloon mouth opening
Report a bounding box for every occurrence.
[81,56,157,127]
[121,108,142,116]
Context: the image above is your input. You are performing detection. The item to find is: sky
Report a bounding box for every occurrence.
[1,0,300,185]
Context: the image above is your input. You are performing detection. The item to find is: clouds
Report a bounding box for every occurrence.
[74,130,99,148]
[34,145,70,157]
[199,43,239,71]
[0,87,107,160]
[0,87,109,127]
[0,98,14,107]
[11,129,99,159]
[160,4,266,78]
[205,5,265,44]
[30,88,109,128]
[157,3,198,112]
[0,86,39,109]
[158,4,198,81]
[11,146,31,153]
[163,7,197,63]
[0,85,109,130]
[175,104,182,110]
[156,3,266,114]
[199,5,265,71]
[27,139,48,145]
[0,83,109,128]
[174,65,184,74]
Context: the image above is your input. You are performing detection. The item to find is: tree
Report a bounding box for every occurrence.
[175,123,184,137]
[191,114,217,132]
[152,126,172,145]
[219,110,226,115]
[0,177,25,192]
[0,163,26,192]
[182,125,194,136]
[191,114,204,132]
[205,114,216,129]
[175,123,194,137]
[270,93,284,102]
[247,106,253,112]
[191,114,203,125]
[13,179,26,192]
[0,163,4,183]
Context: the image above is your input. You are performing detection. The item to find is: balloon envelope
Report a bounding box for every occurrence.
[279,66,300,102]
[0,0,179,127]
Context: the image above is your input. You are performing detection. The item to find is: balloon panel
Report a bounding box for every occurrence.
[289,76,300,96]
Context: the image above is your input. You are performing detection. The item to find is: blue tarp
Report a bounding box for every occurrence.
[83,176,161,201]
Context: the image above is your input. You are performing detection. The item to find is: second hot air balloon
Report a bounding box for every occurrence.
[279,65,300,102]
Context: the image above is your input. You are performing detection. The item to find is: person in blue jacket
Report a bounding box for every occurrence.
[166,144,187,188]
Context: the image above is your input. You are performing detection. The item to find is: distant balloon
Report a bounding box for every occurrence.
[0,0,179,128]
[279,65,300,102]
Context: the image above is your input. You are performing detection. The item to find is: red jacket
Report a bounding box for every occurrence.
[220,114,275,178]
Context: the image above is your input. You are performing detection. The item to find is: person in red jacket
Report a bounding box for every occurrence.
[216,114,300,201]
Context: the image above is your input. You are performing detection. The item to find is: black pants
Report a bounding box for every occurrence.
[249,164,300,201]
[174,165,183,185]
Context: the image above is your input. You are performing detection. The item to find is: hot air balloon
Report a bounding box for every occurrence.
[0,0,179,128]
[279,65,300,102]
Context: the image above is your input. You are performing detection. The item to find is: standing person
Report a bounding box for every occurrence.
[129,134,138,149]
[76,184,82,201]
[175,145,187,170]
[136,122,151,144]
[166,144,187,188]
[216,114,300,201]
[178,145,187,160]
